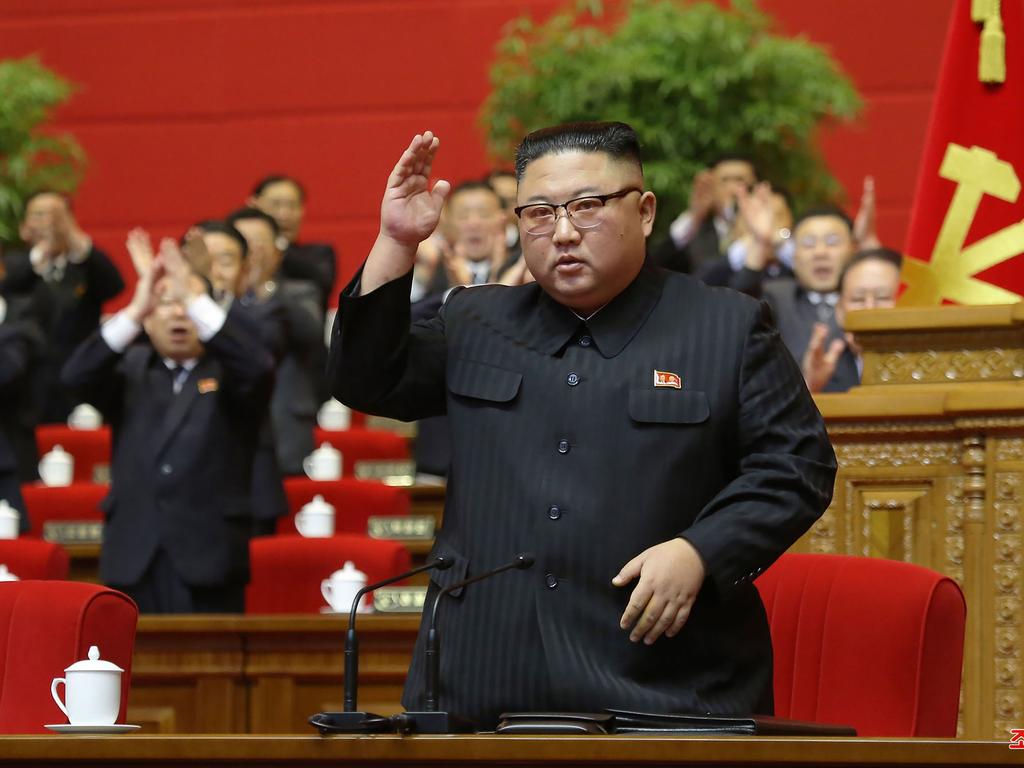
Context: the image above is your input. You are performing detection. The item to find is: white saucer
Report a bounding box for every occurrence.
[45,724,141,734]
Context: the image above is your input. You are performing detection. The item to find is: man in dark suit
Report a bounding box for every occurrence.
[0,294,43,533]
[2,191,124,422]
[248,175,337,311]
[227,207,325,476]
[62,238,274,613]
[649,154,756,274]
[761,206,856,370]
[328,123,836,727]
[802,248,903,394]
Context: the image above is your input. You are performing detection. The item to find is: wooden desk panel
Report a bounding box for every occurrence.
[130,615,419,734]
[0,735,1016,768]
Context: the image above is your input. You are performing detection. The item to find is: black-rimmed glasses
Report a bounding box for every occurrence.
[514,187,642,235]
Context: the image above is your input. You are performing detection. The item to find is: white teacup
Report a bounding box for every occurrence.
[295,494,336,538]
[50,646,123,726]
[317,399,351,431]
[39,445,74,487]
[321,561,369,614]
[67,403,102,430]
[302,442,342,481]
[0,500,19,539]
[0,564,19,582]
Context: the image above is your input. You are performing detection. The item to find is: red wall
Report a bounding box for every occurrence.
[0,0,952,307]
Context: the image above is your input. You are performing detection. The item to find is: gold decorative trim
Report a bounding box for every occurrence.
[834,441,960,469]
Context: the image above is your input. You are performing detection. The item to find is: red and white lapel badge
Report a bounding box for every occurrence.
[197,378,219,394]
[653,370,682,389]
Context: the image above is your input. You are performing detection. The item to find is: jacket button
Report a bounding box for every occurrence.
[557,439,570,454]
[579,335,592,347]
[548,506,562,520]
[566,372,580,386]
[545,573,559,589]
[160,464,173,476]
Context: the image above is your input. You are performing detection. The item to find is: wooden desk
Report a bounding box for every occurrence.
[129,614,419,734]
[0,735,1015,767]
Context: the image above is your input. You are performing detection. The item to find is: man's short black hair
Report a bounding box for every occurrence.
[197,220,249,259]
[792,205,854,236]
[514,121,643,181]
[706,152,758,178]
[251,174,306,202]
[21,189,72,217]
[838,247,903,293]
[226,206,280,238]
[449,179,501,203]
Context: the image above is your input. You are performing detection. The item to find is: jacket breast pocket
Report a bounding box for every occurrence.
[628,389,710,425]
[448,359,522,404]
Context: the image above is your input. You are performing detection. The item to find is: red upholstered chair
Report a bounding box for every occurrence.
[245,534,412,614]
[35,426,112,484]
[20,483,106,539]
[0,581,137,733]
[279,477,410,536]
[755,553,966,737]
[0,539,70,580]
[311,428,410,475]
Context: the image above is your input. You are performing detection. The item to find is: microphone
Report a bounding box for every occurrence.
[308,555,454,735]
[392,552,534,734]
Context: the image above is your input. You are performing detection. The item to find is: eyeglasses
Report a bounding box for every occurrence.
[514,187,642,235]
[797,232,849,249]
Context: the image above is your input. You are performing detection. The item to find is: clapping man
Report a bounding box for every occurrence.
[62,238,274,613]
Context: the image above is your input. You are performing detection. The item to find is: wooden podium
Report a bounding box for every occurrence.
[808,303,1024,740]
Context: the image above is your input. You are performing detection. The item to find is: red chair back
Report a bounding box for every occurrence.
[755,553,966,737]
[246,534,412,613]
[279,477,409,535]
[35,427,112,484]
[0,540,70,580]
[0,581,137,733]
[20,484,106,539]
[310,428,409,475]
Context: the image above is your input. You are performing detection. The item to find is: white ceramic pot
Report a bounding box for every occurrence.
[302,442,342,481]
[50,646,123,726]
[39,445,74,487]
[295,494,336,538]
[321,561,369,614]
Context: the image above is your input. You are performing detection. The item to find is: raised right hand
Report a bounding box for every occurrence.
[380,131,451,248]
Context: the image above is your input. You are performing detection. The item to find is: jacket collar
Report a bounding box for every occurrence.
[528,264,665,358]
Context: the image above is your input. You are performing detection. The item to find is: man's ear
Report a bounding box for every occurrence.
[245,195,259,208]
[639,191,657,237]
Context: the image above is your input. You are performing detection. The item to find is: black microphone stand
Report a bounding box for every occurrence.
[309,556,453,735]
[392,553,534,734]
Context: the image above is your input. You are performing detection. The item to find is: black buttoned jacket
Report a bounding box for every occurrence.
[329,264,836,728]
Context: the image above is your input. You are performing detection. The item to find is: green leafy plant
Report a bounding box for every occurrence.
[481,0,862,236]
[0,56,85,244]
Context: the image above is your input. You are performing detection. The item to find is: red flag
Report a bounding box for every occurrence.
[901,0,1024,305]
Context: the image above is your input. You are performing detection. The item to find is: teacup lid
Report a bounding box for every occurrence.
[319,398,346,413]
[0,563,18,580]
[65,645,123,673]
[46,444,70,457]
[302,494,335,513]
[0,499,16,518]
[330,560,366,583]
[314,442,341,457]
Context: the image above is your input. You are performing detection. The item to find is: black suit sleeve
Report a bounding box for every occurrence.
[327,267,447,422]
[59,328,127,418]
[680,300,837,597]
[205,304,277,401]
[82,246,125,303]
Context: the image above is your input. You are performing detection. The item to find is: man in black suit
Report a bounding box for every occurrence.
[802,247,903,394]
[62,238,274,613]
[2,191,124,422]
[248,175,337,311]
[227,207,325,476]
[761,206,856,369]
[649,154,756,274]
[329,123,836,727]
[0,294,43,533]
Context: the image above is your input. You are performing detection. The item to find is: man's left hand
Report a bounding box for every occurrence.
[613,537,706,645]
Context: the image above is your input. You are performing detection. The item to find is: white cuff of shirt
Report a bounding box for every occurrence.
[101,311,142,353]
[727,240,747,272]
[29,245,48,275]
[187,293,227,342]
[668,211,696,250]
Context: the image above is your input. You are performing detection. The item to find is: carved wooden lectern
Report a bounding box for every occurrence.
[811,303,1024,739]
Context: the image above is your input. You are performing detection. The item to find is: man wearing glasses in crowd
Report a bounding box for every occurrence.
[328,122,836,727]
